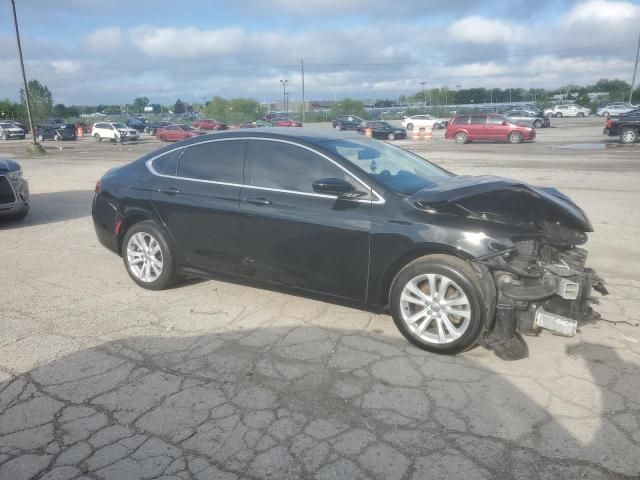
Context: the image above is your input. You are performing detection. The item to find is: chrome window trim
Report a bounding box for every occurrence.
[145,136,385,204]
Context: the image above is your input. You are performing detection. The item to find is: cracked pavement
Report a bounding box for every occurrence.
[1,119,639,479]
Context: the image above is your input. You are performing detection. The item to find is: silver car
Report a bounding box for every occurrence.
[0,122,26,140]
[596,103,637,117]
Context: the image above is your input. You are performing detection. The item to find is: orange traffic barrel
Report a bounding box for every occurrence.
[364,128,373,138]
[423,127,433,141]
[77,126,84,138]
[412,128,421,141]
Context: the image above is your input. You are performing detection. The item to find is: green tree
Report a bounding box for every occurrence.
[52,103,67,118]
[329,98,367,118]
[131,97,149,114]
[203,96,263,124]
[19,79,53,124]
[174,99,186,114]
[0,98,23,121]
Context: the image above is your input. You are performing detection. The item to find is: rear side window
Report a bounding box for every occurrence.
[249,140,349,194]
[487,115,505,125]
[469,115,486,124]
[177,140,246,183]
[153,148,183,176]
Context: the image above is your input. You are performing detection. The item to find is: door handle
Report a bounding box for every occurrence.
[245,197,272,206]
[159,187,181,195]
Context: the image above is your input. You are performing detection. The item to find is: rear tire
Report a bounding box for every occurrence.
[335,124,343,131]
[454,132,467,144]
[389,254,484,355]
[602,111,609,118]
[388,133,395,141]
[406,123,414,130]
[4,209,28,221]
[160,135,167,142]
[555,112,562,118]
[122,221,177,290]
[2,132,8,141]
[94,134,102,142]
[533,120,542,128]
[620,127,638,144]
[577,112,585,118]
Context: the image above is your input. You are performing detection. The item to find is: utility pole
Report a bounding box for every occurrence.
[11,0,37,146]
[280,79,288,118]
[420,82,426,108]
[301,58,305,124]
[629,32,640,104]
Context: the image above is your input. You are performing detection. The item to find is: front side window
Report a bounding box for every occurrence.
[153,148,183,176]
[250,140,350,194]
[469,115,486,124]
[487,115,506,125]
[320,139,451,195]
[177,140,245,183]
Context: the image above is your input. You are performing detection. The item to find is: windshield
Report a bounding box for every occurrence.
[179,124,195,131]
[0,123,14,128]
[112,123,127,129]
[320,139,451,195]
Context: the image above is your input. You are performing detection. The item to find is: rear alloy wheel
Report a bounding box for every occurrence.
[454,132,468,144]
[621,127,638,144]
[94,134,102,142]
[123,221,176,290]
[406,123,414,130]
[577,112,585,118]
[533,119,542,128]
[335,124,343,131]
[602,112,610,118]
[387,133,396,141]
[390,255,484,354]
[555,112,562,118]
[509,131,523,144]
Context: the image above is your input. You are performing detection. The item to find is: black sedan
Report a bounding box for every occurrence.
[92,129,606,359]
[358,121,407,140]
[0,158,29,221]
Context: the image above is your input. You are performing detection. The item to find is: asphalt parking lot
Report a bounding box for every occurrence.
[1,116,639,480]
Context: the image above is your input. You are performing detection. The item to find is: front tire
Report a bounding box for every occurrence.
[160,134,167,142]
[577,112,585,118]
[454,132,467,144]
[620,127,638,144]
[389,255,484,355]
[406,123,414,130]
[94,134,102,142]
[509,131,523,144]
[2,132,8,141]
[533,119,542,128]
[335,124,343,131]
[555,112,562,118]
[387,133,395,141]
[122,221,177,290]
[602,111,609,118]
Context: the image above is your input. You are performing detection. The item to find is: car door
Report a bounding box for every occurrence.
[149,138,247,274]
[467,115,487,140]
[240,138,372,301]
[164,125,180,141]
[487,114,510,140]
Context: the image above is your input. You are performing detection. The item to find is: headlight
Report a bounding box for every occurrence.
[6,169,22,182]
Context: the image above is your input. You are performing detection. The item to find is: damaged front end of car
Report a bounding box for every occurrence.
[412,175,608,360]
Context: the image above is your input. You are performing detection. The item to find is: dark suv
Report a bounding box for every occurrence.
[0,158,29,221]
[332,115,365,131]
[603,108,640,144]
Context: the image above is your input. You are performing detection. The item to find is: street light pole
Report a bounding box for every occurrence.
[11,0,37,146]
[280,79,288,118]
[420,82,426,108]
[629,32,640,104]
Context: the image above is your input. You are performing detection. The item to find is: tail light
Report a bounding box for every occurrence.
[605,119,612,129]
[95,179,101,193]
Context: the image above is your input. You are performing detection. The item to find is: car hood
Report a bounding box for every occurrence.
[410,175,592,232]
[0,158,21,173]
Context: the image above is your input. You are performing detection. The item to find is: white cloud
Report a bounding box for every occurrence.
[85,27,123,51]
[447,16,528,44]
[130,26,245,58]
[51,60,80,75]
[566,0,640,24]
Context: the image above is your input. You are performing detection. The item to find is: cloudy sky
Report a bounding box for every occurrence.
[0,0,638,105]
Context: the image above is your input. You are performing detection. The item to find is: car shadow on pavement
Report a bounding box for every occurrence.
[0,325,637,480]
[0,190,93,229]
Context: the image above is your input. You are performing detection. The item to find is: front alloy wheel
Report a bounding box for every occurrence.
[621,128,638,144]
[390,255,484,354]
[123,221,177,290]
[454,132,467,144]
[509,131,523,143]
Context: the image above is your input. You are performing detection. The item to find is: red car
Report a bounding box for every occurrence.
[273,118,302,127]
[445,114,535,144]
[157,124,207,142]
[191,119,227,130]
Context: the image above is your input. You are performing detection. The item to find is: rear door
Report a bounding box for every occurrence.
[467,114,487,140]
[240,138,372,301]
[149,138,247,274]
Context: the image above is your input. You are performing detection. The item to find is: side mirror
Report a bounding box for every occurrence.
[502,120,507,126]
[312,178,365,198]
